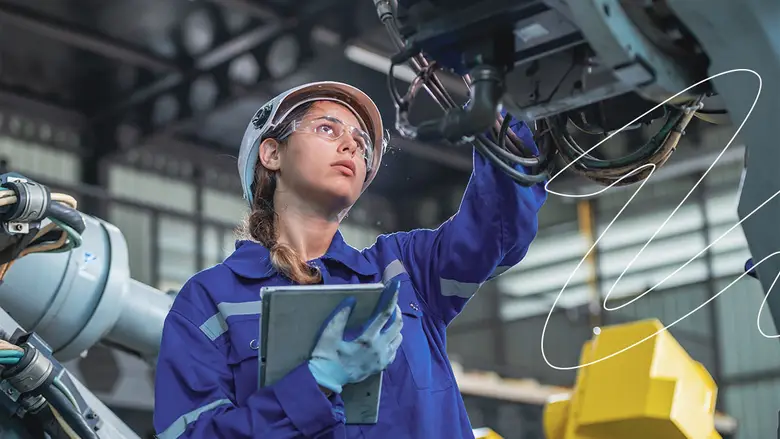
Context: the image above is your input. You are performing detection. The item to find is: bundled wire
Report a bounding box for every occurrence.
[550,98,704,186]
[0,190,83,254]
[0,190,85,281]
[0,340,24,365]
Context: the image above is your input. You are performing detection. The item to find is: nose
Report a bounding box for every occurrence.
[337,133,359,156]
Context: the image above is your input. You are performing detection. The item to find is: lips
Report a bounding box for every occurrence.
[331,160,356,176]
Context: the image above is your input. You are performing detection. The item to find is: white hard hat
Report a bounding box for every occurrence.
[237,81,386,214]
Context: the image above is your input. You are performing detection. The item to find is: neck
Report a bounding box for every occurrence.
[273,191,341,262]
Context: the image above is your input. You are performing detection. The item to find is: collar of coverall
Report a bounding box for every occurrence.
[224,230,378,280]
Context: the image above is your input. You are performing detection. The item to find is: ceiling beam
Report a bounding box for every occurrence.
[0,2,178,72]
[94,0,343,121]
[203,0,286,21]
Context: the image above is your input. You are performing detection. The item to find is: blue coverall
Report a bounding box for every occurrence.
[153,121,548,439]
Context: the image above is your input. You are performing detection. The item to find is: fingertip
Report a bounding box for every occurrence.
[340,295,357,310]
[389,288,399,308]
[328,297,356,328]
[375,281,400,316]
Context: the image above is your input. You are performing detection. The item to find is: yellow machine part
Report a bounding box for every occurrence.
[472,427,504,439]
[543,319,721,439]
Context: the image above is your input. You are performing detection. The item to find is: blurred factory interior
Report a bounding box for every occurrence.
[0,0,775,437]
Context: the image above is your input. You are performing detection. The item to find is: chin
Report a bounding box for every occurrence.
[318,184,360,212]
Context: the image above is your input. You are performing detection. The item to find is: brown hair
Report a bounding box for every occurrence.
[237,101,322,284]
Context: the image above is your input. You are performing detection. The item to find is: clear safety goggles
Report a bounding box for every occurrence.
[282,116,375,172]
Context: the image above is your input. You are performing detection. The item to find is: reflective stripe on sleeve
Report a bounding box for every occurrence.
[156,399,232,439]
[199,301,262,341]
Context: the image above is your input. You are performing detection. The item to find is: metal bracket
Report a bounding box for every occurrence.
[3,177,29,236]
[563,0,697,103]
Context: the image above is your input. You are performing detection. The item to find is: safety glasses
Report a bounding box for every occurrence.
[282,116,375,171]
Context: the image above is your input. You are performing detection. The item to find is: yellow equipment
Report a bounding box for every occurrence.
[543,319,721,439]
[472,427,504,439]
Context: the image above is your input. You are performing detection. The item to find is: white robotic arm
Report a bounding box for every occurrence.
[0,213,172,363]
[0,174,173,438]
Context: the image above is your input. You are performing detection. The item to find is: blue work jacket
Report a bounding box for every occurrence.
[153,122,548,439]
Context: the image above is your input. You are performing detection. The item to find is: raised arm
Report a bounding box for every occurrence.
[153,280,346,439]
[379,120,547,325]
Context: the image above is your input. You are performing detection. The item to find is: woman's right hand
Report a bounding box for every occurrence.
[308,280,404,394]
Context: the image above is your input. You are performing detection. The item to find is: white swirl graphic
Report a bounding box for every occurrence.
[540,69,770,371]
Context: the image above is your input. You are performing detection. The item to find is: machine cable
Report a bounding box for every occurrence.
[550,97,704,186]
[0,336,99,439]
[0,176,85,281]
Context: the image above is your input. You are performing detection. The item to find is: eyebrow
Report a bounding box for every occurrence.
[308,115,362,128]
[313,115,341,122]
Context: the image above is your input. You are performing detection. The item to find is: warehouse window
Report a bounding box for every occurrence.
[202,189,248,224]
[158,216,197,292]
[108,204,153,285]
[0,137,81,184]
[499,165,752,322]
[108,165,196,213]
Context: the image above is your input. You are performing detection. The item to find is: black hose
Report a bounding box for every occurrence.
[45,202,86,234]
[498,114,548,163]
[474,137,549,186]
[415,64,505,142]
[39,384,98,439]
[551,108,684,171]
[477,135,541,168]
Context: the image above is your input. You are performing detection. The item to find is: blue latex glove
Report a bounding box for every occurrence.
[308,280,404,394]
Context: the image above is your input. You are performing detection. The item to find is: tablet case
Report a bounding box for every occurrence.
[259,283,386,424]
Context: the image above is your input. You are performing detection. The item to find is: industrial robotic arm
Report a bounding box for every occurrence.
[372,0,715,187]
[0,174,173,438]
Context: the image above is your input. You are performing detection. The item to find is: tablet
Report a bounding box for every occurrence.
[259,283,387,424]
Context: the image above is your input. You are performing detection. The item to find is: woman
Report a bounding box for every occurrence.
[153,81,547,438]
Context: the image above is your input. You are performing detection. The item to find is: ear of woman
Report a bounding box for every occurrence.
[259,138,281,171]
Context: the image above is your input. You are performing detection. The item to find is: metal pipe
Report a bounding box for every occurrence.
[105,279,173,360]
[415,65,505,142]
[205,0,283,21]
